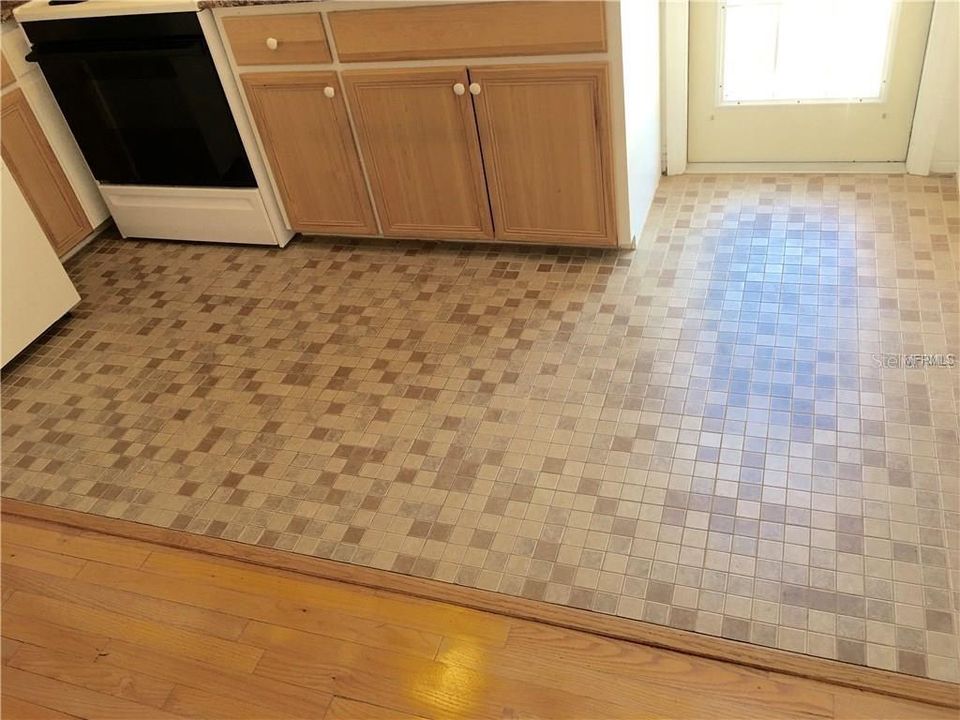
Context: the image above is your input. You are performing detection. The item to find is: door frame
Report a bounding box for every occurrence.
[663,0,952,175]
[905,0,958,175]
[663,0,688,175]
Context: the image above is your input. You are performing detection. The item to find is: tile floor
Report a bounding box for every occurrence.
[3,174,958,682]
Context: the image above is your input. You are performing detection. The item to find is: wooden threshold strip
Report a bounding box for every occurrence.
[3,498,957,710]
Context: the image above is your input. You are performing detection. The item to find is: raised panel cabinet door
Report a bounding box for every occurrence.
[242,72,377,236]
[342,67,493,240]
[1,52,14,88]
[0,88,91,257]
[469,64,616,247]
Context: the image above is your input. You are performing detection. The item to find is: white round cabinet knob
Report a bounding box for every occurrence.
[323,86,336,98]
[469,82,481,95]
[265,37,279,50]
[452,82,466,96]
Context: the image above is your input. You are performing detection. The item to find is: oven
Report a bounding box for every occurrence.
[15,1,291,246]
[22,12,255,188]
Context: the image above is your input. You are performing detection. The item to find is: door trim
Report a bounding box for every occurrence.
[905,0,959,176]
[663,0,688,176]
[666,0,951,176]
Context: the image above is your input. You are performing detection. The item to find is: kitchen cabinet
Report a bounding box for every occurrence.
[469,64,616,246]
[342,67,494,240]
[216,1,657,250]
[0,88,91,257]
[242,71,377,236]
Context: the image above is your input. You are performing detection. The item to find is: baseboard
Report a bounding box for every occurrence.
[929,161,959,175]
[2,499,956,709]
[684,161,908,174]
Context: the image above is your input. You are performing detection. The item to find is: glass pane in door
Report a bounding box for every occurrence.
[722,0,897,104]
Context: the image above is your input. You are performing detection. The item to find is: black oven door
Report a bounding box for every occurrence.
[26,27,255,188]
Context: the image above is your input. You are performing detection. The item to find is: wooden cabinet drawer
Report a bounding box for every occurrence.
[328,2,606,63]
[222,13,331,66]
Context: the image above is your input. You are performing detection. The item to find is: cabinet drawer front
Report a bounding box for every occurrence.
[343,68,493,240]
[0,88,91,256]
[242,72,377,235]
[223,14,331,66]
[470,63,616,246]
[328,2,606,63]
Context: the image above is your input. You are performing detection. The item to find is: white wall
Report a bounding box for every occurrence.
[620,0,662,242]
[659,3,668,168]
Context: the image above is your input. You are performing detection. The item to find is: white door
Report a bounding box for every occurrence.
[688,0,934,163]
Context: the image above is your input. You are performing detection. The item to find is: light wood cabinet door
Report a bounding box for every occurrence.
[1,52,14,89]
[0,88,91,257]
[469,64,616,246]
[242,72,377,236]
[342,68,493,240]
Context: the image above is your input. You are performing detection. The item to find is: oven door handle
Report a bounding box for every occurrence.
[25,37,206,63]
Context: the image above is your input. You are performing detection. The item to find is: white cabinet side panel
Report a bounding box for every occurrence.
[619,0,662,244]
[1,160,80,366]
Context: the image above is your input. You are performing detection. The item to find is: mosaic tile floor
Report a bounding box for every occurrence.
[3,174,958,682]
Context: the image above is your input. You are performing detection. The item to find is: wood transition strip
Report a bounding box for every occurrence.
[3,498,958,710]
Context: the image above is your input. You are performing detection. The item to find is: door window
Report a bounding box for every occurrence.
[720,0,897,104]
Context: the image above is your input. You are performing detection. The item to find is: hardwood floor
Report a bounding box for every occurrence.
[0,514,955,720]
